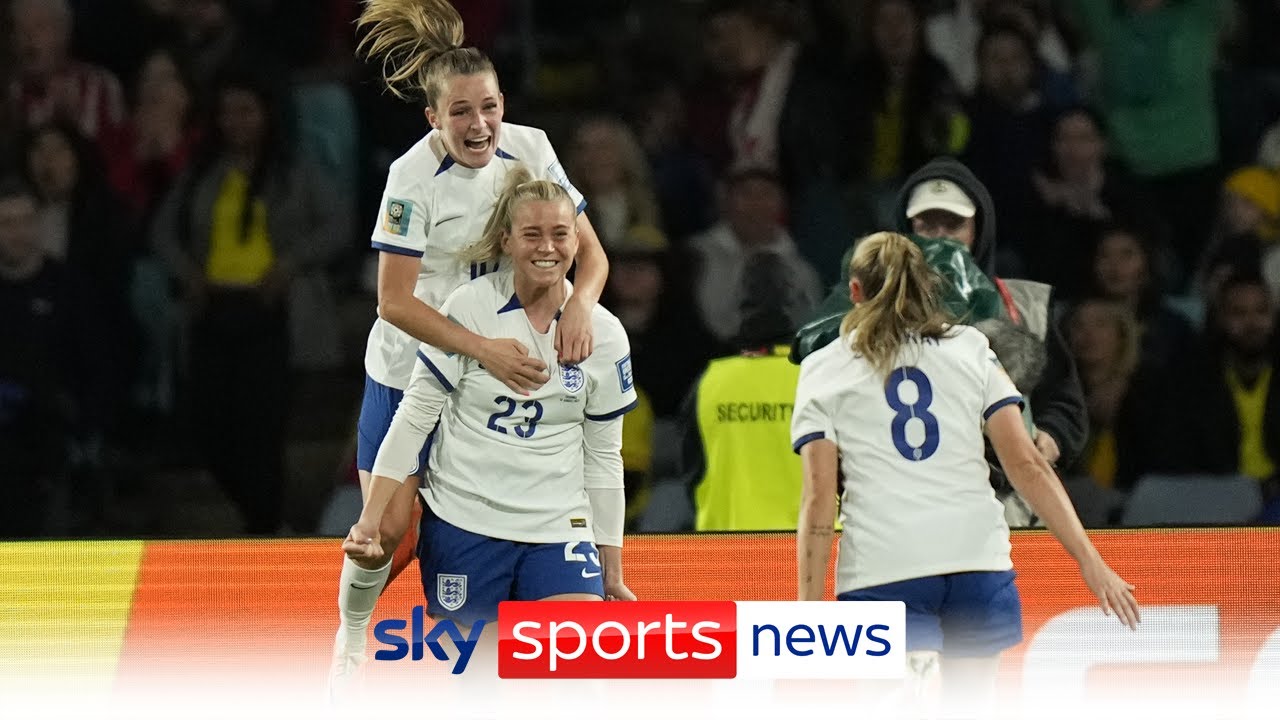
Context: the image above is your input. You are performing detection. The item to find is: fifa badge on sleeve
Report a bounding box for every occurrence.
[384,198,412,236]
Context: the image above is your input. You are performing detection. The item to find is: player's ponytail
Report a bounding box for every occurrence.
[840,232,953,380]
[356,0,495,106]
[461,165,574,264]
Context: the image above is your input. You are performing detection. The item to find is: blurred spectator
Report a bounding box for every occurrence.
[962,20,1056,269]
[1070,0,1228,281]
[566,116,662,251]
[0,177,104,535]
[688,167,822,345]
[632,79,718,241]
[1089,223,1193,373]
[604,225,720,420]
[8,0,126,145]
[175,0,240,98]
[926,0,1075,97]
[704,0,856,280]
[1026,106,1148,298]
[21,121,134,287]
[678,252,807,531]
[20,120,136,424]
[705,0,850,180]
[1216,0,1280,168]
[150,64,346,533]
[849,0,965,229]
[1220,166,1280,243]
[70,0,182,84]
[1064,298,1162,492]
[1259,119,1280,171]
[1161,271,1279,482]
[102,47,202,223]
[1198,166,1280,299]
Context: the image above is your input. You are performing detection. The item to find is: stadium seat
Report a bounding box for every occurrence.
[1060,475,1127,527]
[1119,474,1263,526]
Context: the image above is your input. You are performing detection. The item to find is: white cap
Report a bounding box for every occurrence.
[905,178,977,219]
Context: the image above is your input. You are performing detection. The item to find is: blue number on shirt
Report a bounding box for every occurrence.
[515,399,543,438]
[487,395,543,438]
[487,396,517,434]
[884,367,940,461]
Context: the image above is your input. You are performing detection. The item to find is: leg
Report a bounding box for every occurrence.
[939,654,1001,719]
[839,577,946,718]
[385,489,422,589]
[938,570,1024,719]
[511,543,606,710]
[331,376,432,698]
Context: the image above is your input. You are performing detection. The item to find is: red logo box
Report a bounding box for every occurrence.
[497,601,738,679]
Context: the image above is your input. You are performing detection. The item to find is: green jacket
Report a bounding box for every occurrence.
[790,233,1009,363]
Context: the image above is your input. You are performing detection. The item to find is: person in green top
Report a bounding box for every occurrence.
[1071,0,1228,280]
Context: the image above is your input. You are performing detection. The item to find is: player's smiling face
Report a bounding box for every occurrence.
[503,199,578,288]
[426,72,504,169]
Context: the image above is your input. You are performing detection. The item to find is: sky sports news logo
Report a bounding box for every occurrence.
[373,601,904,678]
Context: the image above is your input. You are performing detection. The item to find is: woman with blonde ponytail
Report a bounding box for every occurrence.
[794,232,1139,717]
[348,161,637,639]
[332,0,610,694]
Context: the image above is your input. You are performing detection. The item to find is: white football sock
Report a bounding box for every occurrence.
[336,557,391,655]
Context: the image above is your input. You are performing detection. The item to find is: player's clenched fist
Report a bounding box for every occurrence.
[342,520,383,561]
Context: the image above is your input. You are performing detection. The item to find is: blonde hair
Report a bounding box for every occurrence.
[567,117,662,237]
[1070,298,1141,379]
[840,232,953,380]
[460,166,574,264]
[356,0,496,106]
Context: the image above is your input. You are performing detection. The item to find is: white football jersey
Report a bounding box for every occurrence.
[410,271,636,544]
[364,123,585,390]
[791,325,1023,594]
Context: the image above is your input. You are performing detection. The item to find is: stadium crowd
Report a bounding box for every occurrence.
[1,0,1278,537]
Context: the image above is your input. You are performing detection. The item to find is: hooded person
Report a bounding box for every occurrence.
[792,156,1087,526]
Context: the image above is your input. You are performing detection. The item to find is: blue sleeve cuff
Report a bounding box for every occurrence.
[576,198,588,215]
[373,241,424,258]
[585,398,638,421]
[416,350,456,393]
[792,431,826,454]
[983,396,1023,420]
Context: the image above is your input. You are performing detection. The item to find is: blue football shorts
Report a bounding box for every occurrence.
[838,570,1023,657]
[416,505,605,627]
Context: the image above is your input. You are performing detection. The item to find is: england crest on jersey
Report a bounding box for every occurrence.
[437,573,467,611]
[560,364,585,393]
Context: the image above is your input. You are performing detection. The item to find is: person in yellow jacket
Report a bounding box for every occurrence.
[678,251,834,531]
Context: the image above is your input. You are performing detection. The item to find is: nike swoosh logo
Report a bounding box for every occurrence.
[350,582,380,590]
[581,570,601,579]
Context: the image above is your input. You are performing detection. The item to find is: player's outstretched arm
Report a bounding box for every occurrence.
[343,474,399,561]
[378,253,548,393]
[986,405,1141,630]
[583,416,633,600]
[797,439,839,601]
[556,213,608,365]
